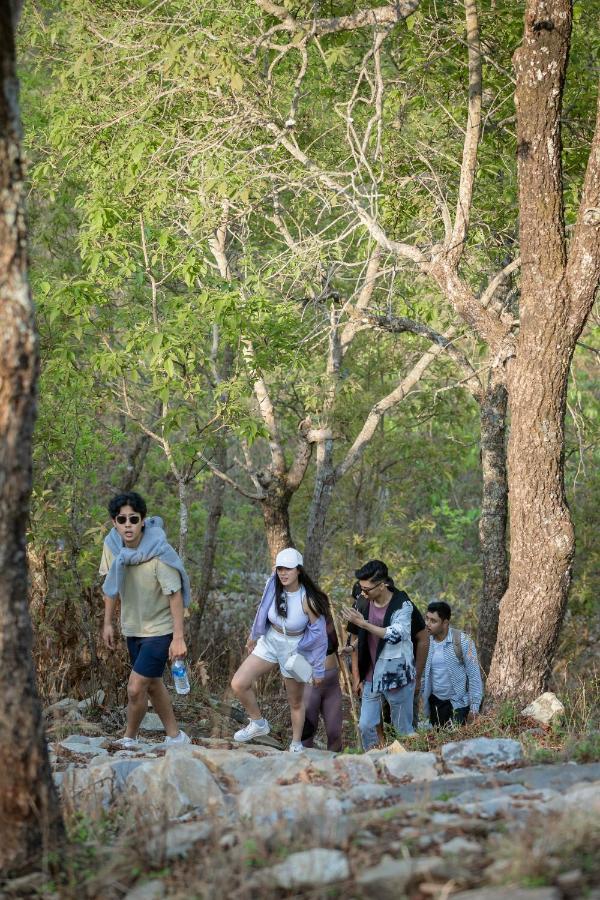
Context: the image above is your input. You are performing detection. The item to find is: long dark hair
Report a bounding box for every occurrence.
[275,566,330,619]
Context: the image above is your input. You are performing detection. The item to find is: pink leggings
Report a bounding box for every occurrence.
[301,667,343,752]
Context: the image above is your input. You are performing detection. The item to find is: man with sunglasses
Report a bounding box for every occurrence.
[100,491,191,749]
[342,560,426,749]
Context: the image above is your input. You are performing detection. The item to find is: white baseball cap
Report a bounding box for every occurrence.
[275,547,303,568]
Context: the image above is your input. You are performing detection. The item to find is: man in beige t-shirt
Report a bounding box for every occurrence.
[101,491,190,749]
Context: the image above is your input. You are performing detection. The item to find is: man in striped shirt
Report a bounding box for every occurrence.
[422,601,483,728]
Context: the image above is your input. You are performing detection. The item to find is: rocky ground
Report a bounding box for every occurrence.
[3,690,599,900]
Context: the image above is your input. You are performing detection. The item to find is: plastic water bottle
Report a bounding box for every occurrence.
[171,658,190,695]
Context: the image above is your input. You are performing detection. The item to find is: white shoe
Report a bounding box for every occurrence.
[113,736,140,750]
[164,730,191,746]
[233,719,270,742]
[289,741,305,753]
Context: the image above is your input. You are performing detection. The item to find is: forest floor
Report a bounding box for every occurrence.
[5,681,598,900]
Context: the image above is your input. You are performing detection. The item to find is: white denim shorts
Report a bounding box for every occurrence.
[253,627,303,678]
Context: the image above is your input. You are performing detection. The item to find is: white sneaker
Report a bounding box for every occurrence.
[164,730,191,746]
[233,719,270,742]
[113,736,140,750]
[289,741,305,753]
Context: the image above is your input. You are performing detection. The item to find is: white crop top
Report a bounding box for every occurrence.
[268,587,309,632]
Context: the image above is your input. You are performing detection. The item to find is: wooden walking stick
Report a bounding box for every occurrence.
[330,601,363,751]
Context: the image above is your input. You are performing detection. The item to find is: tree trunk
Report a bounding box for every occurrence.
[476,373,509,676]
[303,436,336,581]
[488,0,577,702]
[260,489,294,565]
[190,439,227,648]
[0,1,64,873]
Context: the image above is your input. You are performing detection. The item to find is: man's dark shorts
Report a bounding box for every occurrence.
[127,634,172,678]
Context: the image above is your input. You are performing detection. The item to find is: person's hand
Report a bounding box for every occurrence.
[102,623,115,650]
[169,636,187,661]
[342,606,364,627]
[467,710,478,724]
[313,676,324,686]
[353,677,363,697]
[245,637,257,654]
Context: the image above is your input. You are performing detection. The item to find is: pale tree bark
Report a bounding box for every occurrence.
[488,1,600,701]
[0,0,64,873]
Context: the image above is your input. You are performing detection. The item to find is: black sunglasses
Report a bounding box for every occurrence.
[115,514,141,525]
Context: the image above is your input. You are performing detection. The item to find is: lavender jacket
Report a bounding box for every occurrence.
[249,575,328,679]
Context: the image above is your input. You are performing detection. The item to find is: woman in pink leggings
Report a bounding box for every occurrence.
[301,618,343,752]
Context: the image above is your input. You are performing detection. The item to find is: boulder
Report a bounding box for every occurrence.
[238,782,348,847]
[441,836,482,856]
[521,692,565,726]
[62,758,146,816]
[377,751,438,782]
[126,747,225,819]
[77,690,106,711]
[450,889,560,900]
[308,753,378,786]
[123,882,166,900]
[139,712,165,732]
[357,854,445,898]
[263,848,350,888]
[145,821,214,861]
[188,746,310,791]
[59,736,110,758]
[441,737,523,772]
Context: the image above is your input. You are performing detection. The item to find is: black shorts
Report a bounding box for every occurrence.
[126,633,172,678]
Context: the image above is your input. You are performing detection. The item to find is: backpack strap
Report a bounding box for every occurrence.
[452,628,464,666]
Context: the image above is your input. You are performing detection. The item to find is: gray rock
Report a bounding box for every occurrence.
[346,783,393,806]
[46,698,78,716]
[127,747,225,819]
[238,783,347,847]
[357,855,445,898]
[442,737,524,771]
[545,780,600,814]
[378,751,438,782]
[308,753,378,786]
[77,690,106,711]
[59,737,109,758]
[146,821,214,860]
[123,882,166,900]
[189,745,310,791]
[139,712,165,732]
[450,889,560,900]
[263,848,350,888]
[62,758,146,815]
[521,692,564,726]
[441,836,482,856]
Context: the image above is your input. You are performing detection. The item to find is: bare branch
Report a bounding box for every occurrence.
[242,339,287,476]
[255,0,421,35]
[447,0,482,266]
[479,256,521,309]
[567,88,600,339]
[335,333,452,480]
[367,313,483,400]
[198,452,263,501]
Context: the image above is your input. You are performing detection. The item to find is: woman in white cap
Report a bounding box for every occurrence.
[231,547,329,752]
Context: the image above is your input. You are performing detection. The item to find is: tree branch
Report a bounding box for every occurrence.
[255,0,421,35]
[567,88,600,339]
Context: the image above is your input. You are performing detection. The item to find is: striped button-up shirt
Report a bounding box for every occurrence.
[421,628,483,714]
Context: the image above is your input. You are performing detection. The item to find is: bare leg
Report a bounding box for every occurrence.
[147,678,179,738]
[125,671,152,738]
[231,654,278,719]
[284,678,306,742]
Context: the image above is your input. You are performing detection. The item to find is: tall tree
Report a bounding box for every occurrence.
[0,0,63,874]
[488,0,600,698]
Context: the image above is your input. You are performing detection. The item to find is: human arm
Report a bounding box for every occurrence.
[351,643,361,695]
[414,627,429,692]
[102,594,117,649]
[464,635,483,718]
[168,590,187,661]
